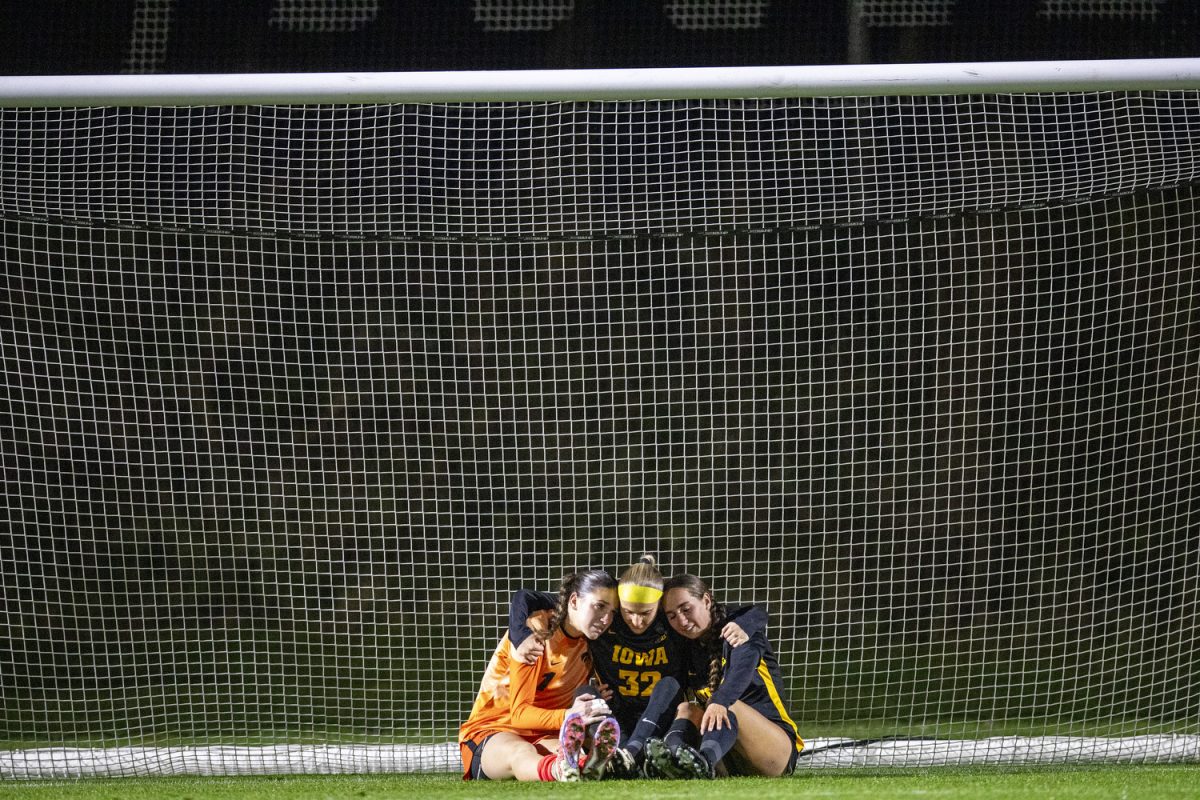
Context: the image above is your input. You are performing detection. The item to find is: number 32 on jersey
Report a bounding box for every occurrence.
[611,644,668,697]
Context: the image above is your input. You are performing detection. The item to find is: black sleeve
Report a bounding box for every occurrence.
[507,589,557,646]
[709,624,769,708]
[727,604,768,640]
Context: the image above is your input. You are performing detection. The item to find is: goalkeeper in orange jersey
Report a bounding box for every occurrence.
[459,569,623,782]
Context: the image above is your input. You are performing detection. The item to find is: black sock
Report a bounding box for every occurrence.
[624,676,681,756]
[663,717,700,754]
[697,709,739,767]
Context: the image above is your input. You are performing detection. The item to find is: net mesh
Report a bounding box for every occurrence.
[1,89,1198,778]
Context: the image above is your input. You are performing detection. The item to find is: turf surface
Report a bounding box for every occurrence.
[3,766,1199,800]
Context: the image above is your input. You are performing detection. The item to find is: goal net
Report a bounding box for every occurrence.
[2,64,1199,778]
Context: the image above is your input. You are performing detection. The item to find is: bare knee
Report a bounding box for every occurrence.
[726,701,793,776]
[675,701,702,723]
[479,733,542,781]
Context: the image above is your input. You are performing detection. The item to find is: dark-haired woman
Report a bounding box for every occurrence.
[459,570,621,782]
[508,557,758,778]
[643,573,803,779]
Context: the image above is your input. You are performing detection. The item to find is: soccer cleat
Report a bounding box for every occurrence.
[554,757,581,783]
[640,747,662,778]
[556,712,587,781]
[604,746,640,780]
[673,743,715,779]
[643,737,686,779]
[581,716,621,779]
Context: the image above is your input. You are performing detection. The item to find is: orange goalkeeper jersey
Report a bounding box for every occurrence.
[459,609,593,743]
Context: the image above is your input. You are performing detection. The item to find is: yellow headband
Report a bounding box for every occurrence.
[619,584,663,604]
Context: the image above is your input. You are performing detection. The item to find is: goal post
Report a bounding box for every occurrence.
[2,59,1199,779]
[3,58,1200,105]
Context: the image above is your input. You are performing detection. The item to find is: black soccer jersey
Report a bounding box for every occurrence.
[679,604,802,753]
[508,589,686,728]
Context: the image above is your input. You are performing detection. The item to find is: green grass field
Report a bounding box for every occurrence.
[3,766,1200,800]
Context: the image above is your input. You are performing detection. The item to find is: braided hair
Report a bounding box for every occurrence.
[535,569,618,643]
[663,573,727,694]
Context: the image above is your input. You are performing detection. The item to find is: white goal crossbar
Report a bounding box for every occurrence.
[2,57,1200,106]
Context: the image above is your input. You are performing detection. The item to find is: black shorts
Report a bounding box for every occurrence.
[782,725,802,775]
[460,732,496,780]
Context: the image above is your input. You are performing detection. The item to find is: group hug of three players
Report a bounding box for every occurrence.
[458,556,804,781]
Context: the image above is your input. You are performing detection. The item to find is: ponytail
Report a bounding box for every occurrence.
[618,554,664,604]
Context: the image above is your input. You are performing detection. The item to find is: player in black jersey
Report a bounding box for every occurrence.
[642,573,803,779]
[508,556,757,778]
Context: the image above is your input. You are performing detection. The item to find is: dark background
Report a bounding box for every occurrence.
[0,0,1198,75]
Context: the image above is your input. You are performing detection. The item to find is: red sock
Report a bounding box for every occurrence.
[536,753,558,781]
